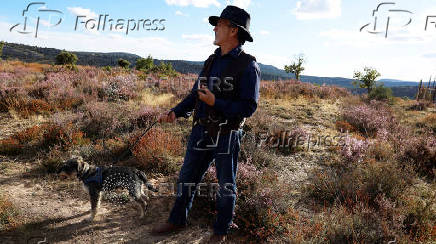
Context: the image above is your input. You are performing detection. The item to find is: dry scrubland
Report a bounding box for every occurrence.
[0,60,435,243]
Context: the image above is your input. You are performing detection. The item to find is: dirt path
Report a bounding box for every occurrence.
[0,157,221,244]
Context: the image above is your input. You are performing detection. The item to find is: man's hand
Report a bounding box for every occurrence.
[158,111,176,123]
[198,87,215,106]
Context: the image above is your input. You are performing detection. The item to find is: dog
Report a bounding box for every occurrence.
[58,156,158,222]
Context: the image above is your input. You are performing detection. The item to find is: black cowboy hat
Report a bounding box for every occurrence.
[209,5,253,42]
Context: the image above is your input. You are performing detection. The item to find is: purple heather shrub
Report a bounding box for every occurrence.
[132,106,160,128]
[340,135,371,163]
[51,111,84,127]
[102,75,138,101]
[260,79,350,100]
[341,100,396,138]
[80,102,135,138]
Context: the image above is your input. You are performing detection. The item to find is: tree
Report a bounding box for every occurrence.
[156,61,177,77]
[284,54,305,81]
[352,67,381,94]
[135,55,154,72]
[55,50,78,65]
[118,58,130,69]
[0,41,4,60]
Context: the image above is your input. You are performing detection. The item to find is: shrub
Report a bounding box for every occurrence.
[80,102,136,139]
[132,106,160,129]
[41,145,68,173]
[397,135,436,180]
[135,55,154,72]
[341,100,396,138]
[340,135,371,164]
[0,41,4,59]
[0,194,21,231]
[55,50,78,65]
[0,122,86,156]
[335,120,356,133]
[235,168,293,240]
[366,140,394,162]
[102,66,112,72]
[131,127,182,174]
[420,113,436,133]
[368,85,393,102]
[264,127,309,155]
[306,162,410,209]
[117,58,130,69]
[260,80,350,100]
[322,204,396,243]
[0,138,22,156]
[239,131,275,169]
[401,188,436,242]
[40,123,86,150]
[407,100,433,111]
[101,75,138,101]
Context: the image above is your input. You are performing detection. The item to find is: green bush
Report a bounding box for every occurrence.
[55,50,78,65]
[135,55,154,72]
[102,65,112,72]
[117,58,130,69]
[0,41,4,60]
[368,85,393,102]
[135,56,177,77]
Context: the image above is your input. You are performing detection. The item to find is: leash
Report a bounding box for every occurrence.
[116,119,159,162]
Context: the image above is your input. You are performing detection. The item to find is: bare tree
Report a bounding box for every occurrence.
[284,54,305,81]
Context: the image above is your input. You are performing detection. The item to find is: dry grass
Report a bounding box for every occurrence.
[137,89,175,107]
[0,194,22,232]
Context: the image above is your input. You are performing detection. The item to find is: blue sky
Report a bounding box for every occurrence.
[1,0,435,81]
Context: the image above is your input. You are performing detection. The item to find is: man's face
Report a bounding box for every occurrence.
[213,19,237,46]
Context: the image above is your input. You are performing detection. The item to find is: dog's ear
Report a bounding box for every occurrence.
[77,159,83,174]
[76,158,90,175]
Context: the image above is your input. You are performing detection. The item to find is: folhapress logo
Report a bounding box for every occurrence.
[10,2,166,38]
[10,2,63,38]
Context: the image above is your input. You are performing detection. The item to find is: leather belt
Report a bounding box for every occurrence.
[193,117,245,131]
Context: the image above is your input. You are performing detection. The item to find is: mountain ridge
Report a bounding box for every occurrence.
[0,42,420,98]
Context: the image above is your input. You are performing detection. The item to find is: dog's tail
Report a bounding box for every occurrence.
[137,170,158,192]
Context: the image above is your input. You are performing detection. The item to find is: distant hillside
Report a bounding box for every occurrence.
[350,86,419,99]
[0,42,419,98]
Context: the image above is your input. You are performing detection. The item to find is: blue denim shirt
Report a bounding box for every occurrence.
[171,44,261,121]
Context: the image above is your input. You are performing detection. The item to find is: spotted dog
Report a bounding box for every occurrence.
[58,156,158,222]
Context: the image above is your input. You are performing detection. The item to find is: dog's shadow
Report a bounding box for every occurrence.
[0,211,124,243]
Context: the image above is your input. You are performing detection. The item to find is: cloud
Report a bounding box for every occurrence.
[423,53,436,59]
[293,0,341,20]
[67,7,98,18]
[259,30,269,35]
[175,10,189,16]
[182,34,214,46]
[319,24,436,48]
[254,52,289,70]
[165,0,220,8]
[225,0,252,9]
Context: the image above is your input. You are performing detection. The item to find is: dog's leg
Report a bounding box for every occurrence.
[136,198,147,218]
[87,188,101,222]
[130,184,147,218]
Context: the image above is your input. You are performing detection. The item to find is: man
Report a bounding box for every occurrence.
[152,5,260,242]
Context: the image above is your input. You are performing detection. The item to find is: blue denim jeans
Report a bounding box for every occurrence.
[168,123,244,235]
